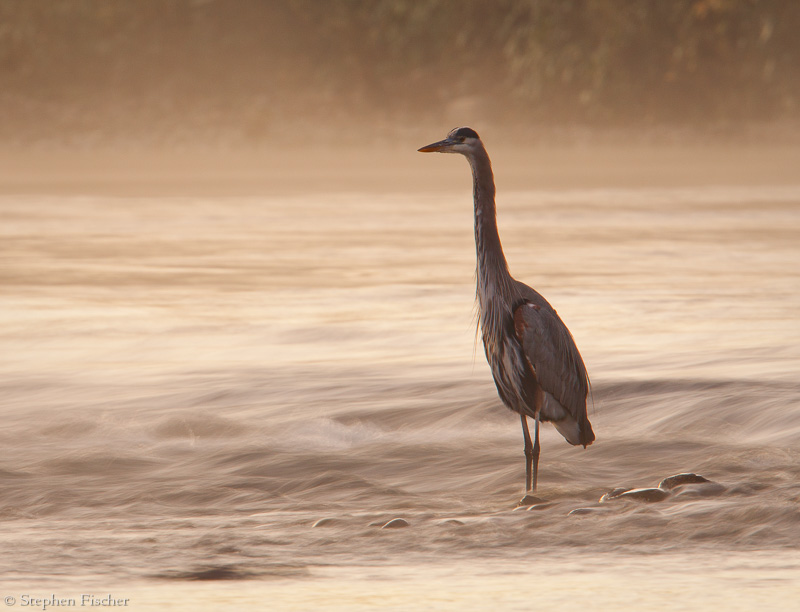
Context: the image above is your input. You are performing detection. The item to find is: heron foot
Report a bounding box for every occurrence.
[517,493,546,507]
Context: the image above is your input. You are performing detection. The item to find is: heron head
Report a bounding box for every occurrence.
[418,127,481,155]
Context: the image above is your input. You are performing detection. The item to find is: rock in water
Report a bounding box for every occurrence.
[658,473,711,490]
[381,518,410,529]
[601,487,632,500]
[599,473,721,504]
[517,493,546,507]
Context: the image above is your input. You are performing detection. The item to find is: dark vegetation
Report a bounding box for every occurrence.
[1,0,798,145]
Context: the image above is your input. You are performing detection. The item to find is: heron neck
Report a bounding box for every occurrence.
[469,147,512,296]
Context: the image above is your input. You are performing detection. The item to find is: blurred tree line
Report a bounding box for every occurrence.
[1,0,798,144]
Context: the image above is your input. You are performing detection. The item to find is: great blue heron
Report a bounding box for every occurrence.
[419,127,594,504]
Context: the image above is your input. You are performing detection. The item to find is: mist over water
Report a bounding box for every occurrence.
[1,169,799,609]
[2,1,800,609]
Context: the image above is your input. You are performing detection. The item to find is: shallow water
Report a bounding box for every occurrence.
[1,178,799,609]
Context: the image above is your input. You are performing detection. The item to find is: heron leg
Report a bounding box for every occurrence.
[532,411,541,492]
[518,388,545,505]
[521,415,533,492]
[531,386,543,492]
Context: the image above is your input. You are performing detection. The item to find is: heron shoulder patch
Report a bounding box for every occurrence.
[513,302,540,339]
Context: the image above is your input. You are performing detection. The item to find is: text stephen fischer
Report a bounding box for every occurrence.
[17,594,130,608]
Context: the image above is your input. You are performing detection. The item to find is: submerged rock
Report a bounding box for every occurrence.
[671,481,727,498]
[568,507,608,516]
[381,518,410,529]
[527,502,554,511]
[311,518,341,528]
[600,487,671,503]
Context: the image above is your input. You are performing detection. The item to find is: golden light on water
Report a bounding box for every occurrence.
[1,2,800,610]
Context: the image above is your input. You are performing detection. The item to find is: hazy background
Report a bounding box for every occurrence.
[2,0,800,148]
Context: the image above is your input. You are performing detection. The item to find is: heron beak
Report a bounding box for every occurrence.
[418,138,455,153]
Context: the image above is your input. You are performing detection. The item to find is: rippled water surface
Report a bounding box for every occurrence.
[1,174,799,610]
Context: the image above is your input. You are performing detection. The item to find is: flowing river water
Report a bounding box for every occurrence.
[1,146,798,610]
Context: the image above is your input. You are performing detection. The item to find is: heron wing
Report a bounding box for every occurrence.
[513,300,592,444]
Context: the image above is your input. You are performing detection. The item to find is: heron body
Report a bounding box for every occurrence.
[419,127,594,501]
